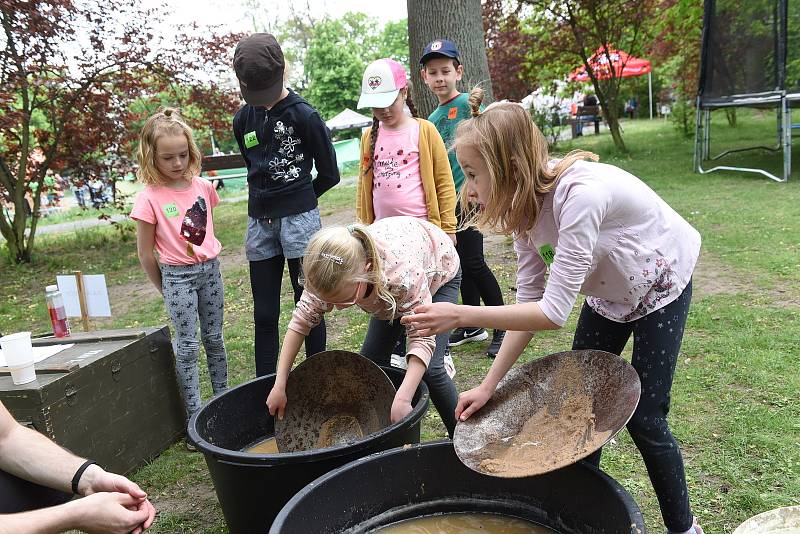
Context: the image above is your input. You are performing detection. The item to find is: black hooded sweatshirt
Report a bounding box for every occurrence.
[232,90,340,219]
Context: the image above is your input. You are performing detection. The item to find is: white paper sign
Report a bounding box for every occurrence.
[0,344,74,367]
[56,274,112,317]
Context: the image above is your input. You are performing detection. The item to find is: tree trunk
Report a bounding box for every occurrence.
[604,107,627,153]
[725,108,737,128]
[591,79,627,153]
[407,0,493,118]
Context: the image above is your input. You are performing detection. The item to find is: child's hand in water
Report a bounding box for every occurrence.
[390,395,413,424]
[455,383,493,421]
[400,302,460,336]
[267,386,287,420]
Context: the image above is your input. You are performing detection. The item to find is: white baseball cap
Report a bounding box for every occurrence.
[357,58,409,109]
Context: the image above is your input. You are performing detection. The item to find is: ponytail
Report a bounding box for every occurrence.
[364,116,380,176]
[467,86,484,117]
[405,89,419,118]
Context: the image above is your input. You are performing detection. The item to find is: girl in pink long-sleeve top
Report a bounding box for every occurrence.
[267,216,462,437]
[402,91,703,534]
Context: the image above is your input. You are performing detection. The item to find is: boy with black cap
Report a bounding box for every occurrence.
[232,33,340,377]
[420,39,506,359]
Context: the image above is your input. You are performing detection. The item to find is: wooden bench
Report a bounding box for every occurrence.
[567,105,602,138]
[201,154,246,172]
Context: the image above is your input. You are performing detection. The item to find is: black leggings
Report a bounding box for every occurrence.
[572,280,694,532]
[250,255,326,377]
[456,225,504,310]
[0,469,71,513]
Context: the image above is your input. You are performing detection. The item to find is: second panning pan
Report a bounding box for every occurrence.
[453,349,641,477]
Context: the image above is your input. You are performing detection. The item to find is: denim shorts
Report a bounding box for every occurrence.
[245,208,322,261]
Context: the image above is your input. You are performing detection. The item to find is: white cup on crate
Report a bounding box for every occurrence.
[0,331,36,385]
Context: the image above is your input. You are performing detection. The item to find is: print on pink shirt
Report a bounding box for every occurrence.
[180,196,208,255]
[374,145,404,189]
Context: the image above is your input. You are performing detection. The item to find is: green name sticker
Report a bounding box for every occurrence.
[163,203,179,218]
[244,130,259,149]
[539,243,555,266]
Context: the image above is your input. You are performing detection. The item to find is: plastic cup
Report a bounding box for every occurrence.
[0,331,36,385]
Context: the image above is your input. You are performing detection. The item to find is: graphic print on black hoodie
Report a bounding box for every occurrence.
[180,196,207,255]
[233,89,340,220]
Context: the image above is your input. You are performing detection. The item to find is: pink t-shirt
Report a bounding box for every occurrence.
[372,121,428,221]
[130,177,222,265]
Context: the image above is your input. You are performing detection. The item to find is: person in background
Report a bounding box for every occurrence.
[0,400,156,533]
[131,108,229,445]
[575,93,599,136]
[403,89,704,534]
[625,96,637,119]
[232,33,340,377]
[420,38,506,358]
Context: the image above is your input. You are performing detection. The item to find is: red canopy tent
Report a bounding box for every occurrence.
[569,46,654,118]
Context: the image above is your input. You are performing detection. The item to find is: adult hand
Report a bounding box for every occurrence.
[447,233,457,246]
[455,383,494,422]
[70,492,155,534]
[267,385,287,420]
[390,396,413,424]
[79,466,156,531]
[400,302,461,337]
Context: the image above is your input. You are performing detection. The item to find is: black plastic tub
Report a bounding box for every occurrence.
[187,366,429,534]
[270,441,646,534]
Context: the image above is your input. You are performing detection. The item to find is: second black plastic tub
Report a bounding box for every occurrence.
[271,441,647,534]
[187,366,429,534]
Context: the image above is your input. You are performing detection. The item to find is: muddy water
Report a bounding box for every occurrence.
[375,513,557,533]
[243,437,279,454]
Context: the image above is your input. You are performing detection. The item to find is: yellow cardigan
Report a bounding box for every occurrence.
[357,118,457,234]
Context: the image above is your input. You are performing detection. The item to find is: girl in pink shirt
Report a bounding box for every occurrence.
[266,216,462,437]
[403,92,703,534]
[130,109,228,428]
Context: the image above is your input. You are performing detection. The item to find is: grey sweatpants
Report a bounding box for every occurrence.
[161,258,228,416]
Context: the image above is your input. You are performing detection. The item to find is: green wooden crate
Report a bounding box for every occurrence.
[0,326,185,475]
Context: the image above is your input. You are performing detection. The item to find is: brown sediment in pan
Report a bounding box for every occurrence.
[454,349,641,478]
[479,392,611,476]
[315,414,365,448]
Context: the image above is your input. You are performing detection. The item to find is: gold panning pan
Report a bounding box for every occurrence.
[453,349,641,477]
[275,350,396,453]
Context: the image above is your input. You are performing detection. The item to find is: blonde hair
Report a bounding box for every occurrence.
[302,224,397,316]
[453,87,599,235]
[136,108,202,186]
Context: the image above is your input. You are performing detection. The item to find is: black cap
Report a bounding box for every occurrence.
[420,39,461,65]
[233,33,285,107]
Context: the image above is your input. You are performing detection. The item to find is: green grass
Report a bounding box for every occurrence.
[1,112,799,532]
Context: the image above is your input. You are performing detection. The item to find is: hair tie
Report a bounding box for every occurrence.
[320,252,344,265]
[346,224,357,234]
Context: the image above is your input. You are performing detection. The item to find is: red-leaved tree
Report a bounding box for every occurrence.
[482,0,536,101]
[0,0,242,263]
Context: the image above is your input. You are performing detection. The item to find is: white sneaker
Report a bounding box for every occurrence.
[443,350,456,379]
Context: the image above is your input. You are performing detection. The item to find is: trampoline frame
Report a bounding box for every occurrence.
[693,0,794,182]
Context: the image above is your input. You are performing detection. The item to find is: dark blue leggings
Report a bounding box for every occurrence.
[572,281,694,532]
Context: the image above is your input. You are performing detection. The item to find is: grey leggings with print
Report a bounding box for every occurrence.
[161,258,228,417]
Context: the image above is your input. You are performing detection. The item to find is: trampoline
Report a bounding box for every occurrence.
[694,0,800,182]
